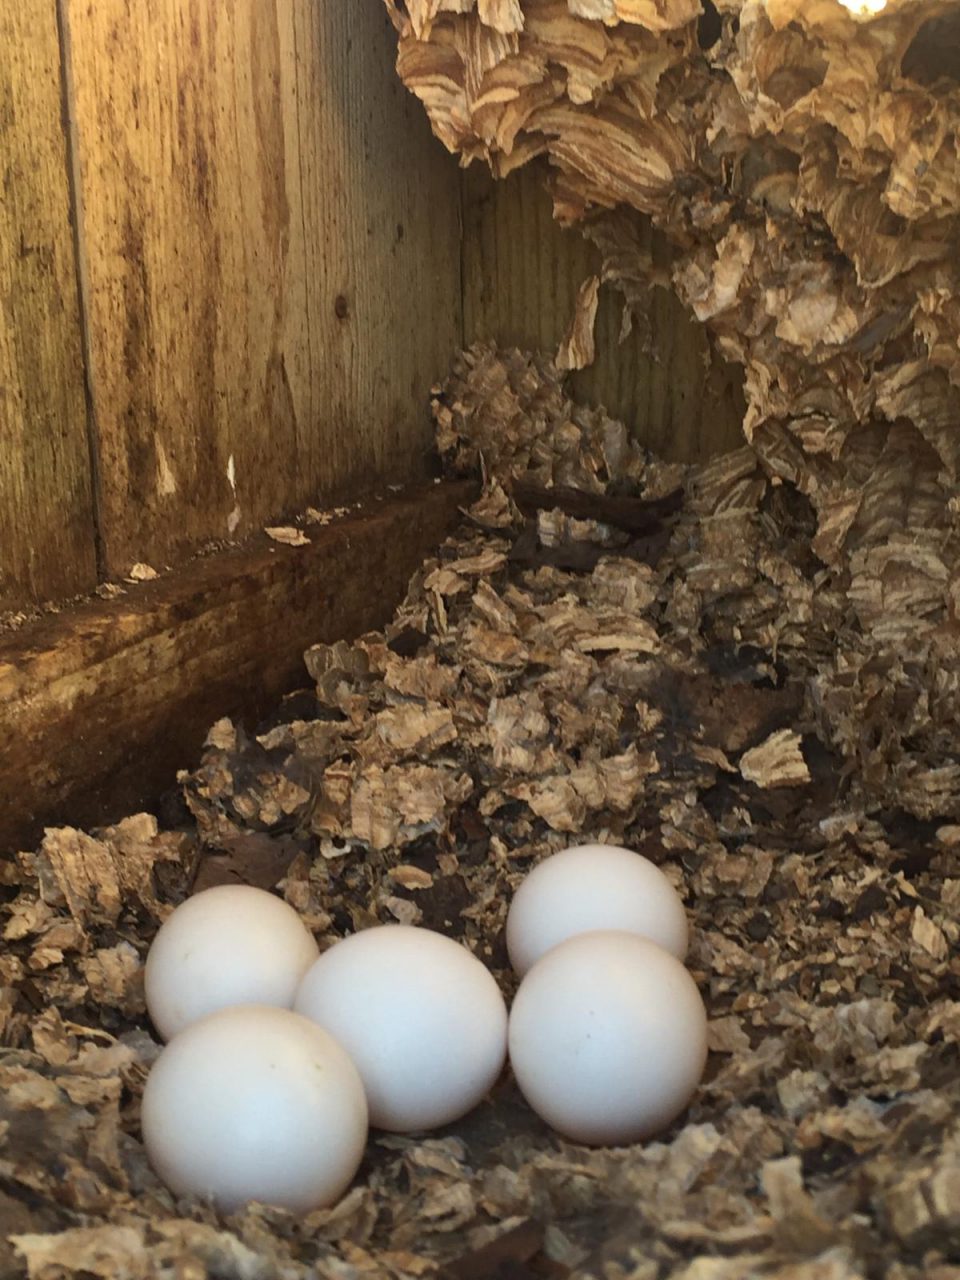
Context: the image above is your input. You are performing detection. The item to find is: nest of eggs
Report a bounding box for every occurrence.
[1,345,957,1280]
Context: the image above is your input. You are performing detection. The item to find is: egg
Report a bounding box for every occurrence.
[295,925,507,1132]
[141,1004,368,1212]
[506,842,688,976]
[508,931,707,1146]
[145,884,320,1041]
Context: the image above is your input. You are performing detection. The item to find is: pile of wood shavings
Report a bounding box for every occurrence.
[385,0,960,581]
[2,348,959,1280]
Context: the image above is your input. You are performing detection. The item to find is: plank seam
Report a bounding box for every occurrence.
[458,164,467,350]
[291,6,313,488]
[55,0,107,582]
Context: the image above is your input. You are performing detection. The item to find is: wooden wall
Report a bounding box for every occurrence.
[0,6,98,607]
[462,164,746,463]
[0,0,462,611]
[1,1,747,617]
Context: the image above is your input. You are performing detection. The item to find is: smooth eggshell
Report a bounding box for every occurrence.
[506,843,688,976]
[141,1004,368,1212]
[508,931,708,1146]
[145,884,320,1041]
[295,925,507,1132]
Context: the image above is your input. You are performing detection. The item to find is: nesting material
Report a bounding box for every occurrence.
[385,0,960,579]
[1,346,957,1279]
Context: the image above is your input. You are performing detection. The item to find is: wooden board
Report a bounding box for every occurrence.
[0,480,474,854]
[62,0,462,580]
[462,163,746,463]
[291,1,463,497]
[0,3,97,611]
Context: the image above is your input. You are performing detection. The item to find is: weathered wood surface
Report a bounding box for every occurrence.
[462,164,745,463]
[291,2,464,497]
[0,480,474,854]
[62,0,462,579]
[0,3,97,611]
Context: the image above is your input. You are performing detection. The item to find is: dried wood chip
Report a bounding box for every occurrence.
[391,865,435,891]
[126,563,158,583]
[12,1226,147,1279]
[264,526,311,546]
[739,730,811,789]
[557,275,601,372]
[911,907,949,961]
[707,1015,752,1055]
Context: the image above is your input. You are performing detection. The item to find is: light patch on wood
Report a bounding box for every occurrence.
[155,440,177,497]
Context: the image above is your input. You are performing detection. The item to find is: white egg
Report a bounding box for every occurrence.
[145,884,320,1041]
[508,931,708,1146]
[506,842,688,976]
[141,1004,368,1212]
[295,925,507,1132]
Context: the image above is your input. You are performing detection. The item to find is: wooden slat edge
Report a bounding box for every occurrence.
[0,480,475,853]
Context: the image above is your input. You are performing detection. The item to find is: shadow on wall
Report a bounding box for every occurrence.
[461,161,747,465]
[901,12,960,86]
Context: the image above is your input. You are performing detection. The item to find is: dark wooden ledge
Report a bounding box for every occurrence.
[0,481,474,854]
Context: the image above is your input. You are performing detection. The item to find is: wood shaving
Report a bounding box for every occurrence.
[556,275,601,372]
[265,526,311,547]
[739,729,811,789]
[3,346,958,1278]
[126,564,158,582]
[388,0,960,587]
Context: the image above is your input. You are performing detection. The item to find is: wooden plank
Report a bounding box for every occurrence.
[0,480,474,854]
[0,3,97,610]
[62,0,462,580]
[291,1,463,497]
[462,163,746,463]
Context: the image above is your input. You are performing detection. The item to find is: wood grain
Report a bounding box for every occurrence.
[0,480,474,854]
[0,3,97,610]
[291,1,463,496]
[462,163,746,463]
[63,0,462,579]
